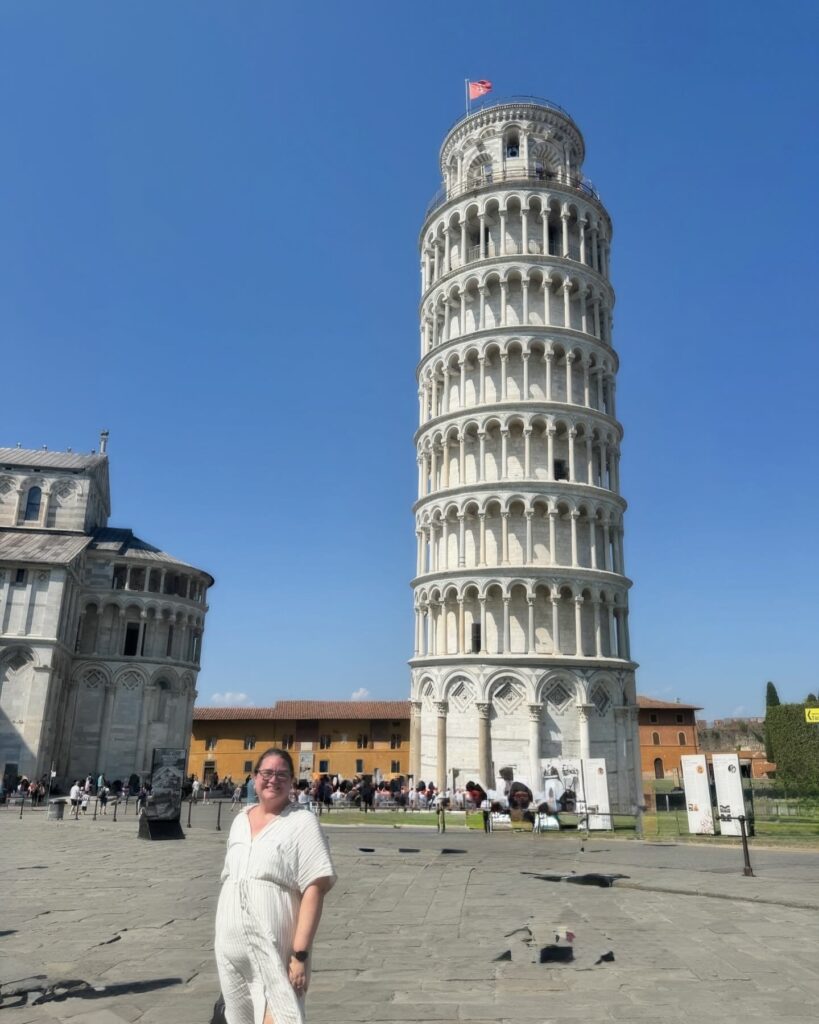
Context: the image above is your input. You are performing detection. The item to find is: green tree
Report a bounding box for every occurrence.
[806,693,819,704]
[764,682,780,761]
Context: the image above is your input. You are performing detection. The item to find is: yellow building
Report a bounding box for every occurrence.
[189,700,410,784]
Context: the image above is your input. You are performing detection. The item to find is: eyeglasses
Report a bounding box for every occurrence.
[256,770,292,782]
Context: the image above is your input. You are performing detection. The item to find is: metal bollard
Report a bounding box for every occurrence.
[112,799,118,822]
[93,798,98,821]
[719,813,754,876]
[216,801,222,832]
[738,815,754,876]
[19,797,24,819]
[187,798,193,828]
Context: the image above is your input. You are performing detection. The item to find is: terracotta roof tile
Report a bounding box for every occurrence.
[273,700,410,720]
[193,707,278,721]
[638,695,702,711]
[193,700,410,722]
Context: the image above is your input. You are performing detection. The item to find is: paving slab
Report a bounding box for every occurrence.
[2,812,819,1022]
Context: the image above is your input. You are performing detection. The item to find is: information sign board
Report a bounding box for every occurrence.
[712,752,745,836]
[681,754,714,834]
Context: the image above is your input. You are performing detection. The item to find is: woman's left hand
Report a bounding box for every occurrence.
[288,957,308,996]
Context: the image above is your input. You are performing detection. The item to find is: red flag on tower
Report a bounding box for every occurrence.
[469,79,493,100]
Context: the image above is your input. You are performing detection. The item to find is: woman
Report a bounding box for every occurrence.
[215,748,335,1024]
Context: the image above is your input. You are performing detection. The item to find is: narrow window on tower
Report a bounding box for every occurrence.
[166,625,174,657]
[554,459,568,481]
[123,622,140,656]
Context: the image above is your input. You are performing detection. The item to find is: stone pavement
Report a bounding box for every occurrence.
[2,806,819,1023]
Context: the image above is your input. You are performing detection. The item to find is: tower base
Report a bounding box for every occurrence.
[138,815,185,840]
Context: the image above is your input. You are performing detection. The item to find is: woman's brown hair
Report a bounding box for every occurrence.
[253,747,295,775]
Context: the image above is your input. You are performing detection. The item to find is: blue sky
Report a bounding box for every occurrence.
[2,2,817,718]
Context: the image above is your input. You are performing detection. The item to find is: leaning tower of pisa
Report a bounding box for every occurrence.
[409,97,642,811]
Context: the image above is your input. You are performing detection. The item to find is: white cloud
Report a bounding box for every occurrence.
[732,705,746,715]
[210,691,254,707]
[350,687,370,702]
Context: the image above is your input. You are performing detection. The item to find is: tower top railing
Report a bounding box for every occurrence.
[424,167,601,220]
[443,95,575,137]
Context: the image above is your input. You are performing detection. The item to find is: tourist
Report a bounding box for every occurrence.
[231,784,242,810]
[191,777,201,802]
[480,793,492,833]
[214,747,336,1022]
[99,783,110,815]
[137,783,150,814]
[69,780,82,818]
[359,777,374,813]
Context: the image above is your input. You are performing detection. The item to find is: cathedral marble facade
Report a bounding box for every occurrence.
[0,437,212,791]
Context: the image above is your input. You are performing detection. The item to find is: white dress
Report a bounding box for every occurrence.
[215,804,336,1024]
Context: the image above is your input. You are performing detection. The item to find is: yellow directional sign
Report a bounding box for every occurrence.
[805,708,819,723]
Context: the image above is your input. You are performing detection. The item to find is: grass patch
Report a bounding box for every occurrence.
[316,810,440,827]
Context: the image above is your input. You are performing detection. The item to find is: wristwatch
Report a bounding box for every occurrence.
[291,950,309,963]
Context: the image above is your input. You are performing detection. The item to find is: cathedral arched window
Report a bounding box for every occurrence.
[24,486,41,522]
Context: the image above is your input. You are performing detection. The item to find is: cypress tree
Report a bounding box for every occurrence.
[764,682,780,762]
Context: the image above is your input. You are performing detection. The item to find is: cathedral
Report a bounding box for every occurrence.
[0,435,212,791]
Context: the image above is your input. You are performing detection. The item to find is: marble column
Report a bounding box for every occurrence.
[528,703,543,790]
[476,702,492,788]
[577,703,593,760]
[410,701,423,782]
[435,701,448,791]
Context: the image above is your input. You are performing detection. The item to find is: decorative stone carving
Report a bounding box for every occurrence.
[83,669,107,689]
[492,678,524,715]
[448,678,475,713]
[119,670,143,690]
[591,685,611,716]
[527,703,544,723]
[546,682,572,712]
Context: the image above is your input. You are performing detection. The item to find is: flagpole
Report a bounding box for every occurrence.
[465,78,470,115]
